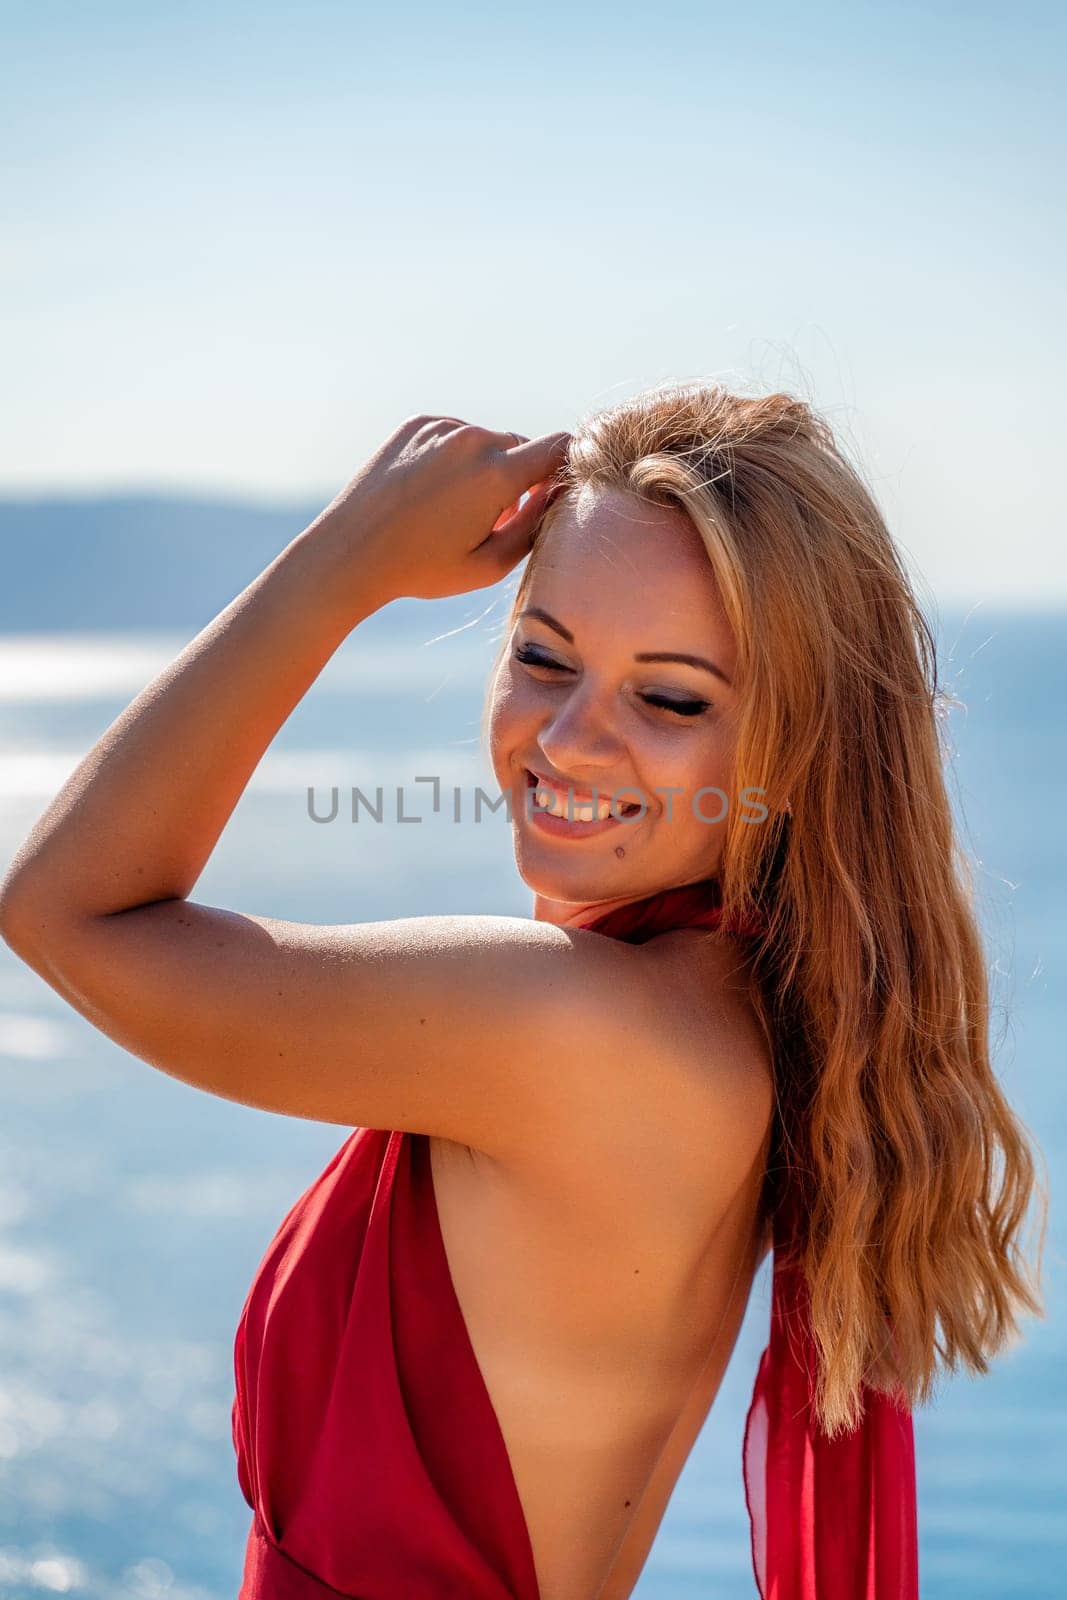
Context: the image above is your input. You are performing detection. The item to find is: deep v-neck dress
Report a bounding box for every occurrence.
[231,878,918,1598]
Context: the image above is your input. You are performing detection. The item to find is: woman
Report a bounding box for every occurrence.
[0,384,1046,1600]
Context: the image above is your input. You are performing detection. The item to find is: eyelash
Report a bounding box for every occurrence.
[513,645,711,720]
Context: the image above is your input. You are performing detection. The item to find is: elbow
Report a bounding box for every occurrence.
[0,845,44,948]
[0,883,42,960]
[0,868,30,951]
[0,881,91,1007]
[0,869,67,962]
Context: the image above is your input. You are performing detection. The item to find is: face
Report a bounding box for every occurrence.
[486,484,742,928]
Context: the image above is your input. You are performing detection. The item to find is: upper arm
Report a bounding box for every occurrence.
[0,896,772,1184]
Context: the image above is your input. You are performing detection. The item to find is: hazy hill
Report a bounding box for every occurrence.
[0,494,324,632]
[0,492,521,644]
[1,493,1049,654]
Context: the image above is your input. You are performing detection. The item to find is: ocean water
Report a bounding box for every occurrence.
[0,604,1063,1599]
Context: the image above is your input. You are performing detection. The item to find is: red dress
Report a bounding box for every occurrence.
[232,878,918,1597]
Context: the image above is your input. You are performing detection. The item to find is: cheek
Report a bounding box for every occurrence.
[641,730,734,816]
[492,667,543,725]
[485,671,530,767]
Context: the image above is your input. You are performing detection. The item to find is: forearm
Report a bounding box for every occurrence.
[0,513,383,932]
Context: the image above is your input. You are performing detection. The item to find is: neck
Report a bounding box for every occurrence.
[531,889,648,930]
[531,873,720,931]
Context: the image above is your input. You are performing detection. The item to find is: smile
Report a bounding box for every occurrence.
[523,769,643,837]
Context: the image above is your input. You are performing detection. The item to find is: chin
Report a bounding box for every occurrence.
[515,842,661,905]
[515,851,623,904]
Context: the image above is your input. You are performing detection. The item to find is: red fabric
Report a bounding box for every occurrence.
[232,875,918,1597]
[232,1123,540,1600]
[741,1187,919,1600]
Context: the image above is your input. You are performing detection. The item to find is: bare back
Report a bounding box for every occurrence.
[429,929,775,1600]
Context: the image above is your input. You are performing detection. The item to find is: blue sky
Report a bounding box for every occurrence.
[3,0,1064,604]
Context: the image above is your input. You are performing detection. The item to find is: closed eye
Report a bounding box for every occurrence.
[512,645,711,721]
[641,693,710,719]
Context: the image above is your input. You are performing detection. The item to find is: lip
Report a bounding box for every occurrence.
[525,766,606,805]
[522,767,644,839]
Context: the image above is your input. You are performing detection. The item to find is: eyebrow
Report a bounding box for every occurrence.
[518,606,733,687]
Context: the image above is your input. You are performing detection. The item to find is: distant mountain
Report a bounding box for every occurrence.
[0,492,508,639]
[0,492,1045,649]
[0,493,326,632]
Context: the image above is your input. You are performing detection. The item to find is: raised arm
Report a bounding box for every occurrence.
[0,416,565,929]
[0,415,772,1195]
[0,889,772,1197]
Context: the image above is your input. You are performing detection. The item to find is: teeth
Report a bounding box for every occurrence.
[532,783,614,821]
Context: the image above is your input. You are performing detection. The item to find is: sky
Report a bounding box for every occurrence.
[2,0,1065,606]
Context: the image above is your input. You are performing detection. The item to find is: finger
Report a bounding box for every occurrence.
[494,473,568,533]
[502,430,572,488]
[480,479,557,567]
[486,428,529,451]
[491,493,523,533]
[490,468,553,533]
[419,416,469,436]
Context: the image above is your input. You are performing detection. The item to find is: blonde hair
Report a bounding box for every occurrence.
[491,379,1048,1437]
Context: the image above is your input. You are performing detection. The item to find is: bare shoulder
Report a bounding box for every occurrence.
[607,927,773,1168]
[3,892,772,1201]
[644,925,774,1088]
[513,921,775,1228]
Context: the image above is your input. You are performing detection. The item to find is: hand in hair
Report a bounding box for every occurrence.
[304,414,570,605]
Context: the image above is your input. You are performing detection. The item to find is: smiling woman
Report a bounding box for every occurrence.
[0,391,1046,1600]
[485,485,747,922]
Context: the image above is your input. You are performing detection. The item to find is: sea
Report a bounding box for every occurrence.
[0,601,1063,1599]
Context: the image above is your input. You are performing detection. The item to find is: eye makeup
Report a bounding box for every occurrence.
[512,643,711,720]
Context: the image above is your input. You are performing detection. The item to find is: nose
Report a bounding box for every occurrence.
[536,680,625,781]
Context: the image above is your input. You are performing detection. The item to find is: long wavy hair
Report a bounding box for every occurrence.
[488,379,1048,1438]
